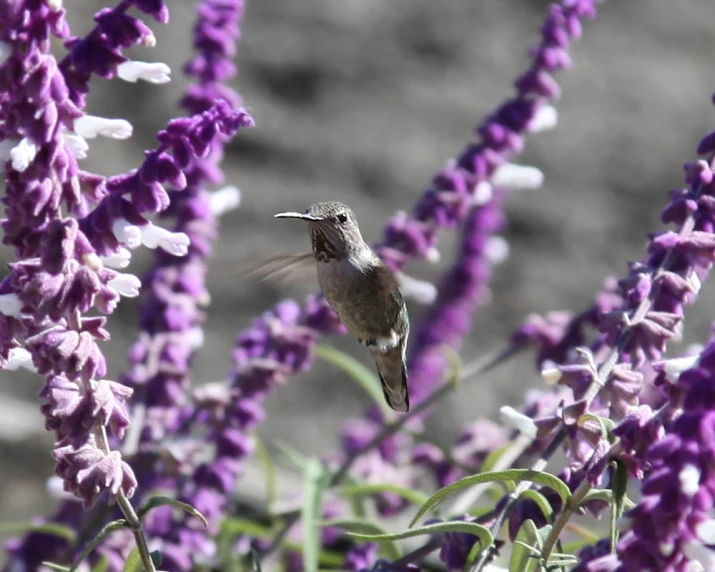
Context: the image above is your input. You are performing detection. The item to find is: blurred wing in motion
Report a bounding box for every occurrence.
[242,253,316,286]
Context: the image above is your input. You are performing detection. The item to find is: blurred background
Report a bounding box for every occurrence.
[2,0,715,557]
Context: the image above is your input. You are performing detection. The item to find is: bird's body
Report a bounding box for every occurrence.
[272,201,411,412]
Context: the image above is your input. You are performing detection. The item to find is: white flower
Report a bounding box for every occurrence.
[61,127,89,159]
[472,181,493,205]
[491,163,544,190]
[499,406,537,439]
[527,105,558,133]
[117,61,171,84]
[140,222,190,256]
[45,0,62,11]
[485,236,509,264]
[186,327,205,350]
[9,137,38,172]
[662,354,701,383]
[0,293,22,317]
[424,247,440,263]
[108,273,142,297]
[679,464,701,496]
[5,348,35,372]
[395,272,437,304]
[112,219,142,249]
[102,247,132,269]
[74,115,133,140]
[209,186,241,217]
[0,41,11,67]
[541,367,562,385]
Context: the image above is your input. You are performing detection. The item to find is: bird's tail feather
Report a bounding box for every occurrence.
[370,345,409,413]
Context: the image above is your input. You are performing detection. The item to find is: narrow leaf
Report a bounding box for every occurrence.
[314,345,395,420]
[581,489,635,511]
[410,469,571,527]
[91,553,110,572]
[255,437,278,512]
[121,548,142,572]
[41,564,70,572]
[518,490,553,520]
[578,413,615,440]
[346,521,492,549]
[0,522,76,542]
[69,519,130,572]
[341,483,429,507]
[302,458,331,572]
[274,440,309,472]
[509,520,540,572]
[610,460,628,553]
[317,519,400,560]
[137,496,208,528]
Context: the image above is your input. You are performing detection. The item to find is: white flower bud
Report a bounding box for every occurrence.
[75,115,133,140]
[528,105,558,133]
[395,272,437,305]
[662,354,701,383]
[485,236,509,264]
[0,41,11,66]
[102,247,132,269]
[491,163,544,190]
[0,293,22,317]
[679,464,701,496]
[108,273,142,297]
[472,181,493,205]
[424,247,440,264]
[62,127,89,159]
[117,61,171,84]
[541,367,562,385]
[140,222,190,256]
[209,186,241,217]
[9,137,38,172]
[499,406,537,439]
[112,219,142,249]
[5,348,35,372]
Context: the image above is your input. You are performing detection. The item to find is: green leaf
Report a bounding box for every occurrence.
[509,520,541,572]
[346,521,492,550]
[440,345,462,388]
[578,414,615,440]
[546,552,579,567]
[518,489,553,520]
[340,483,429,507]
[581,489,635,511]
[316,519,401,561]
[40,564,71,572]
[314,345,395,420]
[69,519,129,572]
[221,517,274,539]
[273,440,309,472]
[0,522,76,542]
[137,496,208,528]
[122,548,142,572]
[301,458,331,572]
[479,442,513,474]
[610,460,628,553]
[91,553,110,572]
[255,437,278,513]
[409,469,571,527]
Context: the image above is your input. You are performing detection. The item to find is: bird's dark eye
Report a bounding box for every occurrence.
[337,213,348,224]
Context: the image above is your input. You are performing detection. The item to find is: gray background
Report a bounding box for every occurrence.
[2,0,715,559]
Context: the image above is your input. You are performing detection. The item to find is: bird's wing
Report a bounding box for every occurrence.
[242,253,316,286]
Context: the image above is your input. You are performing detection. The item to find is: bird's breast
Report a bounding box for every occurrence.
[316,259,404,339]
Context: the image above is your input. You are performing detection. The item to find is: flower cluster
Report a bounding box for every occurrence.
[2,0,251,569]
[8,0,715,571]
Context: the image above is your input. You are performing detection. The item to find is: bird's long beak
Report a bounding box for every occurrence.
[274,211,322,221]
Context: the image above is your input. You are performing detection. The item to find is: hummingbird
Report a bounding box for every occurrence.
[257,201,410,413]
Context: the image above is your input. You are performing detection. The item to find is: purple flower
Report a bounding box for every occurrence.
[611,344,715,571]
[344,543,379,571]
